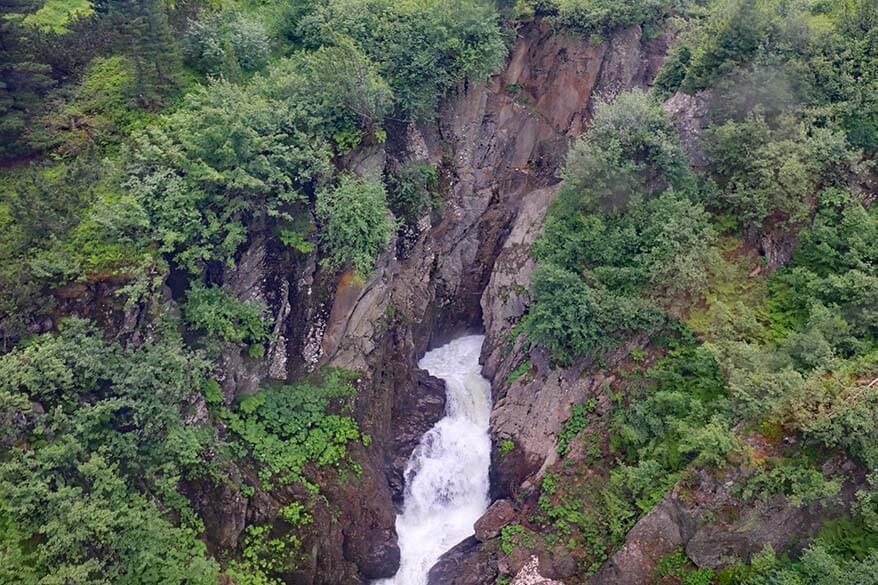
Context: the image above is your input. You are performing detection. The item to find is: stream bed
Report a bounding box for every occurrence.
[376,335,492,585]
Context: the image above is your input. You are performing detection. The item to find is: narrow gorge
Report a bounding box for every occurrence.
[379,335,492,585]
[3,2,876,585]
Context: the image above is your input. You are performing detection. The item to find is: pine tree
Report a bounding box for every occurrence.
[0,0,56,157]
[108,0,178,106]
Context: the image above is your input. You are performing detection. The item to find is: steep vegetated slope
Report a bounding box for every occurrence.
[0,1,876,585]
[459,1,878,584]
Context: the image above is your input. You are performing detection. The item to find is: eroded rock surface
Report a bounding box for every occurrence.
[511,556,564,585]
[591,495,696,585]
[192,19,671,585]
[427,537,499,585]
[474,499,517,542]
[662,90,713,169]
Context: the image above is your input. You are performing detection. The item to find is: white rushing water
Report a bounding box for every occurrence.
[376,335,492,585]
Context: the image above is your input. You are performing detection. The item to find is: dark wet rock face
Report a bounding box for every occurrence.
[427,537,499,585]
[388,370,447,502]
[346,528,401,579]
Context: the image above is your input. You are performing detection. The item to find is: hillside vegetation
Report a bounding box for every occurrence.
[512,0,878,581]
[0,0,505,582]
[1,0,876,584]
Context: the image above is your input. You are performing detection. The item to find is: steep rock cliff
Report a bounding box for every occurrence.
[54,19,671,585]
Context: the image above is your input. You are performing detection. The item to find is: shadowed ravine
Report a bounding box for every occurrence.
[376,335,492,585]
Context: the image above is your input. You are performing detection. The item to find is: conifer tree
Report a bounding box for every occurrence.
[108,0,178,106]
[0,0,56,156]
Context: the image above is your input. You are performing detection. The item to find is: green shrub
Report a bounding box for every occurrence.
[183,284,269,348]
[554,0,669,35]
[387,161,439,223]
[523,92,718,363]
[128,78,333,273]
[555,90,695,215]
[677,414,741,467]
[301,0,506,116]
[0,320,222,584]
[738,455,842,507]
[316,174,395,276]
[223,369,363,487]
[557,399,598,456]
[35,55,141,154]
[704,113,845,230]
[226,524,301,584]
[523,263,665,365]
[656,550,691,579]
[257,42,393,140]
[681,0,775,92]
[785,354,878,467]
[507,359,531,385]
[499,523,533,555]
[185,11,271,77]
[17,0,93,34]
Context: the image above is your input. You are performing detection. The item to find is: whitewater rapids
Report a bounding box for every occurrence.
[376,335,492,585]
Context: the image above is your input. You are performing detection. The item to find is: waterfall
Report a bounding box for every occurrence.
[377,335,492,585]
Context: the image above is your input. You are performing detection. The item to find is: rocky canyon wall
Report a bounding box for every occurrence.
[70,19,672,585]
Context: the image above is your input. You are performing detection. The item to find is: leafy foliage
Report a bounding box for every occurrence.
[387,161,440,223]
[300,0,506,116]
[223,369,363,488]
[523,263,665,365]
[316,174,395,275]
[127,77,333,272]
[524,92,715,363]
[554,0,670,37]
[183,284,270,347]
[185,10,271,78]
[555,90,695,215]
[257,41,393,141]
[0,319,221,582]
[705,113,851,230]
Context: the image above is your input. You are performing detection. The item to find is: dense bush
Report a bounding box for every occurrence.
[659,0,878,156]
[0,450,220,585]
[257,42,393,143]
[680,0,774,93]
[224,369,363,487]
[315,174,395,275]
[185,11,271,78]
[556,90,695,215]
[523,263,665,365]
[705,113,850,230]
[128,78,333,272]
[33,55,142,154]
[554,0,670,36]
[387,161,440,223]
[0,319,222,582]
[300,0,506,116]
[182,284,270,350]
[525,92,714,363]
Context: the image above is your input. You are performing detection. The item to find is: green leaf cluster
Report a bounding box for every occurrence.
[183,284,270,347]
[524,91,716,364]
[300,0,507,116]
[223,369,363,487]
[316,174,395,276]
[0,319,222,583]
